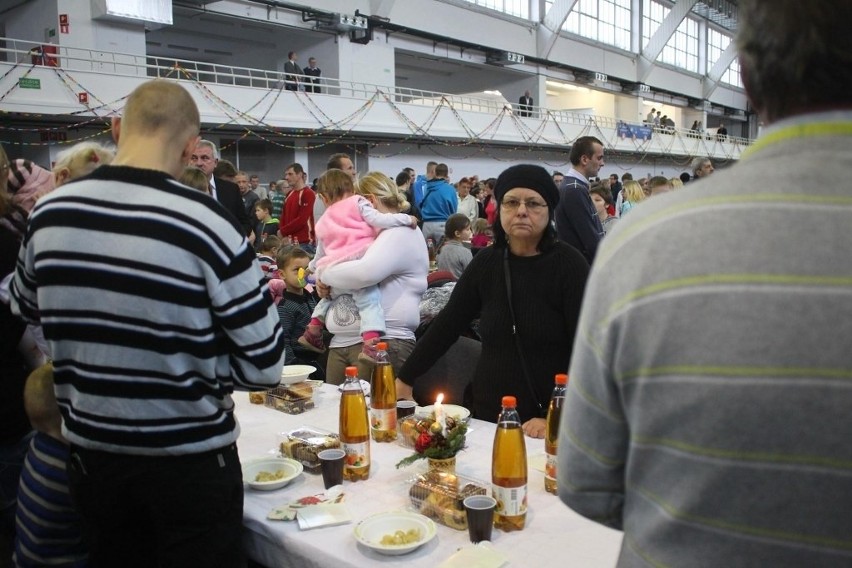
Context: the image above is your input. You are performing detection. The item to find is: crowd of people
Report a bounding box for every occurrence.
[1,2,849,565]
[0,107,714,567]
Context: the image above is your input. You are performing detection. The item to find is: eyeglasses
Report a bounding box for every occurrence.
[500,198,548,212]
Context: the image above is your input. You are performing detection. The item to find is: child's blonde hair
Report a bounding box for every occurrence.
[52,141,115,187]
[179,166,210,193]
[24,364,63,439]
[317,169,356,203]
[472,218,489,236]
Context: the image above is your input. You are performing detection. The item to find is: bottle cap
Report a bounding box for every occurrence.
[501,395,517,408]
[345,366,358,377]
[555,374,568,385]
[376,342,388,351]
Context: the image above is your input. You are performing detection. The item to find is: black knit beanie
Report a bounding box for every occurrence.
[493,164,560,209]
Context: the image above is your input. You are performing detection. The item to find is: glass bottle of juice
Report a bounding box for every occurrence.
[492,395,527,531]
[339,366,370,481]
[545,374,568,494]
[370,342,397,442]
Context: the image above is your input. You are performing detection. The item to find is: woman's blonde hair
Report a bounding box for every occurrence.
[357,171,410,213]
[317,168,356,203]
[669,177,684,190]
[52,141,115,186]
[622,180,646,203]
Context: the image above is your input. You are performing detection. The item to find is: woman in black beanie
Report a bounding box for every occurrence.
[397,164,590,435]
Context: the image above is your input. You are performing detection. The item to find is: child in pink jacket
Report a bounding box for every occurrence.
[299,169,416,362]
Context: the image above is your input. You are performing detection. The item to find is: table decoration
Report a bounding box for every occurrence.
[396,393,467,472]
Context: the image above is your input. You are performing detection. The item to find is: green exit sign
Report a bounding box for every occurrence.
[19,78,41,89]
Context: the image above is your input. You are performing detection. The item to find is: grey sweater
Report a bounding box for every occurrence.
[436,240,473,279]
[558,112,852,566]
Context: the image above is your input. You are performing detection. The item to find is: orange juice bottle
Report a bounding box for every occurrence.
[370,342,397,442]
[492,395,527,531]
[339,366,370,481]
[544,374,568,494]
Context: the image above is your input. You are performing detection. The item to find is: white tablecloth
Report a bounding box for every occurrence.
[235,385,622,567]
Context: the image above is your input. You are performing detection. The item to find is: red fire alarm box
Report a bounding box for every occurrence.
[31,45,59,67]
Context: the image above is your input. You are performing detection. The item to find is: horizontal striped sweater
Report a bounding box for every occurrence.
[11,166,285,455]
[558,112,852,566]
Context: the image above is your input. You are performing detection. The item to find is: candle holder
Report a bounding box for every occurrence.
[395,414,467,469]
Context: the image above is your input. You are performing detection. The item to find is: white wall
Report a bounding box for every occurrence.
[4,0,58,44]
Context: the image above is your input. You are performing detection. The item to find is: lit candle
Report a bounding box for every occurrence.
[434,393,446,436]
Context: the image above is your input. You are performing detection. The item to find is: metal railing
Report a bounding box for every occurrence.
[0,36,752,146]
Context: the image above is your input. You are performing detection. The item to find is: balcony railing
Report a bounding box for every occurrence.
[0,36,751,147]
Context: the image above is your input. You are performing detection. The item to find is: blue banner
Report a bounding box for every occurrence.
[617,121,653,141]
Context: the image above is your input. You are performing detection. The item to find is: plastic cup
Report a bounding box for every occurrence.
[463,495,496,543]
[396,400,417,419]
[317,449,345,489]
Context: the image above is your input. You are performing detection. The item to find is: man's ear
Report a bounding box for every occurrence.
[54,167,71,187]
[111,117,121,143]
[182,135,201,165]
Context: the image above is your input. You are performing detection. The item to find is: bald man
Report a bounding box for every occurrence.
[10,80,285,567]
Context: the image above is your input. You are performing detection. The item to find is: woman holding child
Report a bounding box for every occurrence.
[317,172,428,384]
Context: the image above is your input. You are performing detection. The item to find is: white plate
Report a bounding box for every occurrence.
[280,365,317,385]
[415,403,471,424]
[354,511,436,556]
[242,457,303,491]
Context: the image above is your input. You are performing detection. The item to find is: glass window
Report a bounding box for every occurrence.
[707,27,743,88]
[643,0,698,73]
[461,0,528,19]
[545,0,631,50]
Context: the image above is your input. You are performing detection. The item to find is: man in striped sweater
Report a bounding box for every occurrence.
[558,2,852,566]
[10,80,285,567]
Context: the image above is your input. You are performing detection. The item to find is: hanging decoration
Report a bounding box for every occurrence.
[0,60,742,167]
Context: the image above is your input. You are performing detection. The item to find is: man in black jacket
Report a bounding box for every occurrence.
[191,140,252,236]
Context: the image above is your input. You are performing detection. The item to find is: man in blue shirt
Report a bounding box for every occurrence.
[419,162,457,243]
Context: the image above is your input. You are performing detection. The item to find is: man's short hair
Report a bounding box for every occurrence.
[435,163,449,178]
[737,1,852,123]
[395,171,411,186]
[196,139,219,160]
[552,171,564,178]
[569,136,604,166]
[122,80,200,143]
[288,51,296,59]
[286,163,305,175]
[647,176,670,191]
[249,174,259,181]
[691,157,711,176]
[214,160,237,178]
[426,161,438,174]
[622,173,633,181]
[326,153,350,170]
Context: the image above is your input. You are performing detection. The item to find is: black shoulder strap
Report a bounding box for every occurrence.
[503,248,546,418]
